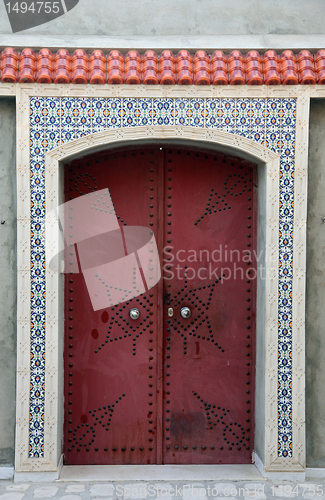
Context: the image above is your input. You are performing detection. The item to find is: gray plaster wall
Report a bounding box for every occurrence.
[306,100,325,468]
[0,0,325,37]
[0,99,16,465]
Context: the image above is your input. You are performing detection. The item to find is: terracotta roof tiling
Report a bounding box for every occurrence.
[1,47,324,85]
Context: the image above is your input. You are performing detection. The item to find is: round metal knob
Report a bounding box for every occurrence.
[129,308,140,320]
[180,307,191,319]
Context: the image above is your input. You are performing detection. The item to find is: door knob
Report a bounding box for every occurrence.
[129,308,140,320]
[180,307,191,319]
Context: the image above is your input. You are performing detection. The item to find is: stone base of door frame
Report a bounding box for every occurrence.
[57,464,266,482]
[11,462,325,483]
[254,454,306,481]
[14,455,267,482]
[14,455,64,483]
[12,454,316,483]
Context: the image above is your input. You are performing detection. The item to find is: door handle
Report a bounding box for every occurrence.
[180,307,191,319]
[129,308,140,320]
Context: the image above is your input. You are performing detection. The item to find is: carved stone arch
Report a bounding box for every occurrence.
[45,125,279,167]
[41,126,280,475]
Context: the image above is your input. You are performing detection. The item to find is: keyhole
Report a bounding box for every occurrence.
[195,341,200,355]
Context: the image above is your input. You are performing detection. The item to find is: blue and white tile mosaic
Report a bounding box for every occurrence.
[29,96,296,458]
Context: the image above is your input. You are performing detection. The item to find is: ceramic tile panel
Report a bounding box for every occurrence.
[152,99,175,126]
[28,96,296,459]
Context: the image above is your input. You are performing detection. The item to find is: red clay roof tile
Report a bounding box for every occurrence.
[18,48,36,83]
[245,50,263,85]
[71,49,89,84]
[124,50,141,84]
[314,50,325,84]
[280,50,298,85]
[107,50,124,84]
[297,50,316,85]
[211,51,228,85]
[176,50,193,85]
[228,50,245,85]
[263,50,281,85]
[194,50,211,85]
[36,48,53,83]
[142,50,158,85]
[1,47,18,83]
[2,47,325,85]
[54,49,71,84]
[159,50,176,85]
[89,50,106,84]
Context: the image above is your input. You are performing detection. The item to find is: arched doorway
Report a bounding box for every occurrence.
[63,145,257,465]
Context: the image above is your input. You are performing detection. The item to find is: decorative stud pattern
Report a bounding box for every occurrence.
[166,278,222,354]
[69,394,126,452]
[29,95,295,459]
[195,174,249,225]
[192,392,249,450]
[98,301,151,355]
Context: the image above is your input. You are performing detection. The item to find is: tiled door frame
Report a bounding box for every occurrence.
[6,82,320,479]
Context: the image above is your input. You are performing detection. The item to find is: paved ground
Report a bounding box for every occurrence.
[0,480,325,500]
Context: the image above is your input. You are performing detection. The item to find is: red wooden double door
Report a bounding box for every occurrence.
[64,146,256,465]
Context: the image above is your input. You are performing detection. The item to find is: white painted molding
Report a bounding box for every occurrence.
[0,82,322,100]
[1,34,325,52]
[13,82,318,99]
[15,86,32,472]
[14,84,310,474]
[292,87,310,469]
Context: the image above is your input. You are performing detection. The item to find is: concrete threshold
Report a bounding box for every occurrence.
[58,464,266,482]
